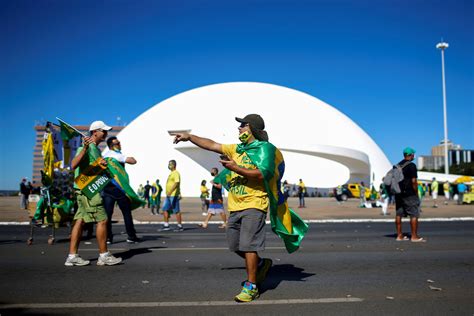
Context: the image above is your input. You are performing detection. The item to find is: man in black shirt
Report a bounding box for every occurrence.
[395,147,425,242]
[19,178,30,210]
[199,167,227,229]
[144,180,152,208]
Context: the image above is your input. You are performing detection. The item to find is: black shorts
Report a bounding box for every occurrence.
[395,195,420,218]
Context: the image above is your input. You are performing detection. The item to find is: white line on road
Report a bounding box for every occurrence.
[79,246,286,251]
[2,217,473,225]
[0,297,363,309]
[148,246,286,251]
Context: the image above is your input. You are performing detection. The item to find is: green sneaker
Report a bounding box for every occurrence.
[256,258,272,285]
[234,282,259,303]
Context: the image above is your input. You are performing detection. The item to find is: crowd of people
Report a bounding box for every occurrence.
[20,115,471,303]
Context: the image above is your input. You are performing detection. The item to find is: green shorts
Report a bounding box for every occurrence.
[74,190,107,223]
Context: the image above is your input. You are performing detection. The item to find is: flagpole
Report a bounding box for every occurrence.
[56,117,87,138]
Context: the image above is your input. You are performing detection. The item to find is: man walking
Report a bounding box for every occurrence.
[151,179,163,215]
[144,180,152,208]
[199,167,227,229]
[431,178,439,208]
[173,114,275,302]
[65,121,122,266]
[20,178,30,210]
[162,160,184,231]
[359,181,367,207]
[394,147,425,242]
[443,181,450,205]
[102,136,140,244]
[297,179,306,208]
[457,182,467,205]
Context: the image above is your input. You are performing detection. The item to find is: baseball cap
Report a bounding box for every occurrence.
[235,114,268,141]
[403,147,416,155]
[236,114,265,130]
[89,121,112,132]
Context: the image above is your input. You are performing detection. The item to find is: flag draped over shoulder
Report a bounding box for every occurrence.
[214,140,309,253]
[105,157,146,210]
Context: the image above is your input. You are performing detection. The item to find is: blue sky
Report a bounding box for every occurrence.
[1,0,473,190]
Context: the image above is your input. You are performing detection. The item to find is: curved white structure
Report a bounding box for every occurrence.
[117,82,391,196]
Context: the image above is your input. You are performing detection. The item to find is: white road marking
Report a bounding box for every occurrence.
[148,246,286,251]
[2,217,473,225]
[0,297,363,309]
[79,247,286,251]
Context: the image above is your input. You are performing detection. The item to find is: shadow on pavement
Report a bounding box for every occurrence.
[0,306,68,316]
[259,264,315,294]
[221,266,245,271]
[0,240,25,245]
[113,246,166,261]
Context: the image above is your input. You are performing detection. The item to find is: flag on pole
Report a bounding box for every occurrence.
[42,132,55,181]
[214,140,308,253]
[57,117,84,141]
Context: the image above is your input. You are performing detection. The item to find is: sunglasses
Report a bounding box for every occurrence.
[239,122,249,128]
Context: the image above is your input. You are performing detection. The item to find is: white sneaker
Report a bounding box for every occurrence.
[97,253,122,266]
[65,255,90,266]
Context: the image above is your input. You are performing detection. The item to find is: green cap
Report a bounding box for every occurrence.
[403,147,416,155]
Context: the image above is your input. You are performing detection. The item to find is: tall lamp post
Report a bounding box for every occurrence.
[436,41,449,175]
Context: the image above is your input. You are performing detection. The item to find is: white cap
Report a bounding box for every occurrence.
[89,120,112,131]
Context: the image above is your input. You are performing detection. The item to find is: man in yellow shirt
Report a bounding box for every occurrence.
[173,114,273,302]
[162,160,183,231]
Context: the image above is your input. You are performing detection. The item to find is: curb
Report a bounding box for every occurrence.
[2,217,473,226]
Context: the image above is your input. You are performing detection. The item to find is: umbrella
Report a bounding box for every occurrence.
[454,176,473,184]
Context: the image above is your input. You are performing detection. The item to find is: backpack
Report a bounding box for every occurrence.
[383,161,412,195]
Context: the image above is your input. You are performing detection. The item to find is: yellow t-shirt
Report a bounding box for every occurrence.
[299,182,306,193]
[166,170,180,196]
[200,185,209,198]
[221,144,269,212]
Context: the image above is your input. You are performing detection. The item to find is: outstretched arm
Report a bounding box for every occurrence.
[173,133,222,154]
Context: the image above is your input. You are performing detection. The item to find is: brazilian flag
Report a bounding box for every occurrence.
[106,157,146,210]
[58,119,81,141]
[215,140,308,253]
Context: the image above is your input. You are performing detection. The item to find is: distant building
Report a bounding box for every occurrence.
[449,149,474,165]
[417,155,445,170]
[32,124,124,186]
[431,140,461,156]
[418,140,472,170]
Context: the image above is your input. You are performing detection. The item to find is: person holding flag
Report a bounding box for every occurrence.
[64,120,122,267]
[102,136,141,244]
[173,114,308,303]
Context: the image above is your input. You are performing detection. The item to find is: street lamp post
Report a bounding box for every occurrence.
[436,41,449,175]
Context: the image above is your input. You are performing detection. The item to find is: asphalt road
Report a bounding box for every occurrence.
[0,221,473,315]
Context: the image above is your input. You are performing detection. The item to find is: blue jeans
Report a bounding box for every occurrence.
[298,193,305,207]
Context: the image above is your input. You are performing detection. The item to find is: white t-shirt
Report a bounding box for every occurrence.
[103,149,127,164]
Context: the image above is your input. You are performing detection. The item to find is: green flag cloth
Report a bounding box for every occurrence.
[214,140,308,253]
[105,157,146,210]
[59,120,81,141]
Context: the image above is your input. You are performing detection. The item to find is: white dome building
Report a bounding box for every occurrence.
[117,82,391,196]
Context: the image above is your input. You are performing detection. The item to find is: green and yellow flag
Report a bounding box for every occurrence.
[58,119,82,141]
[106,157,146,210]
[42,132,54,180]
[215,140,308,253]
